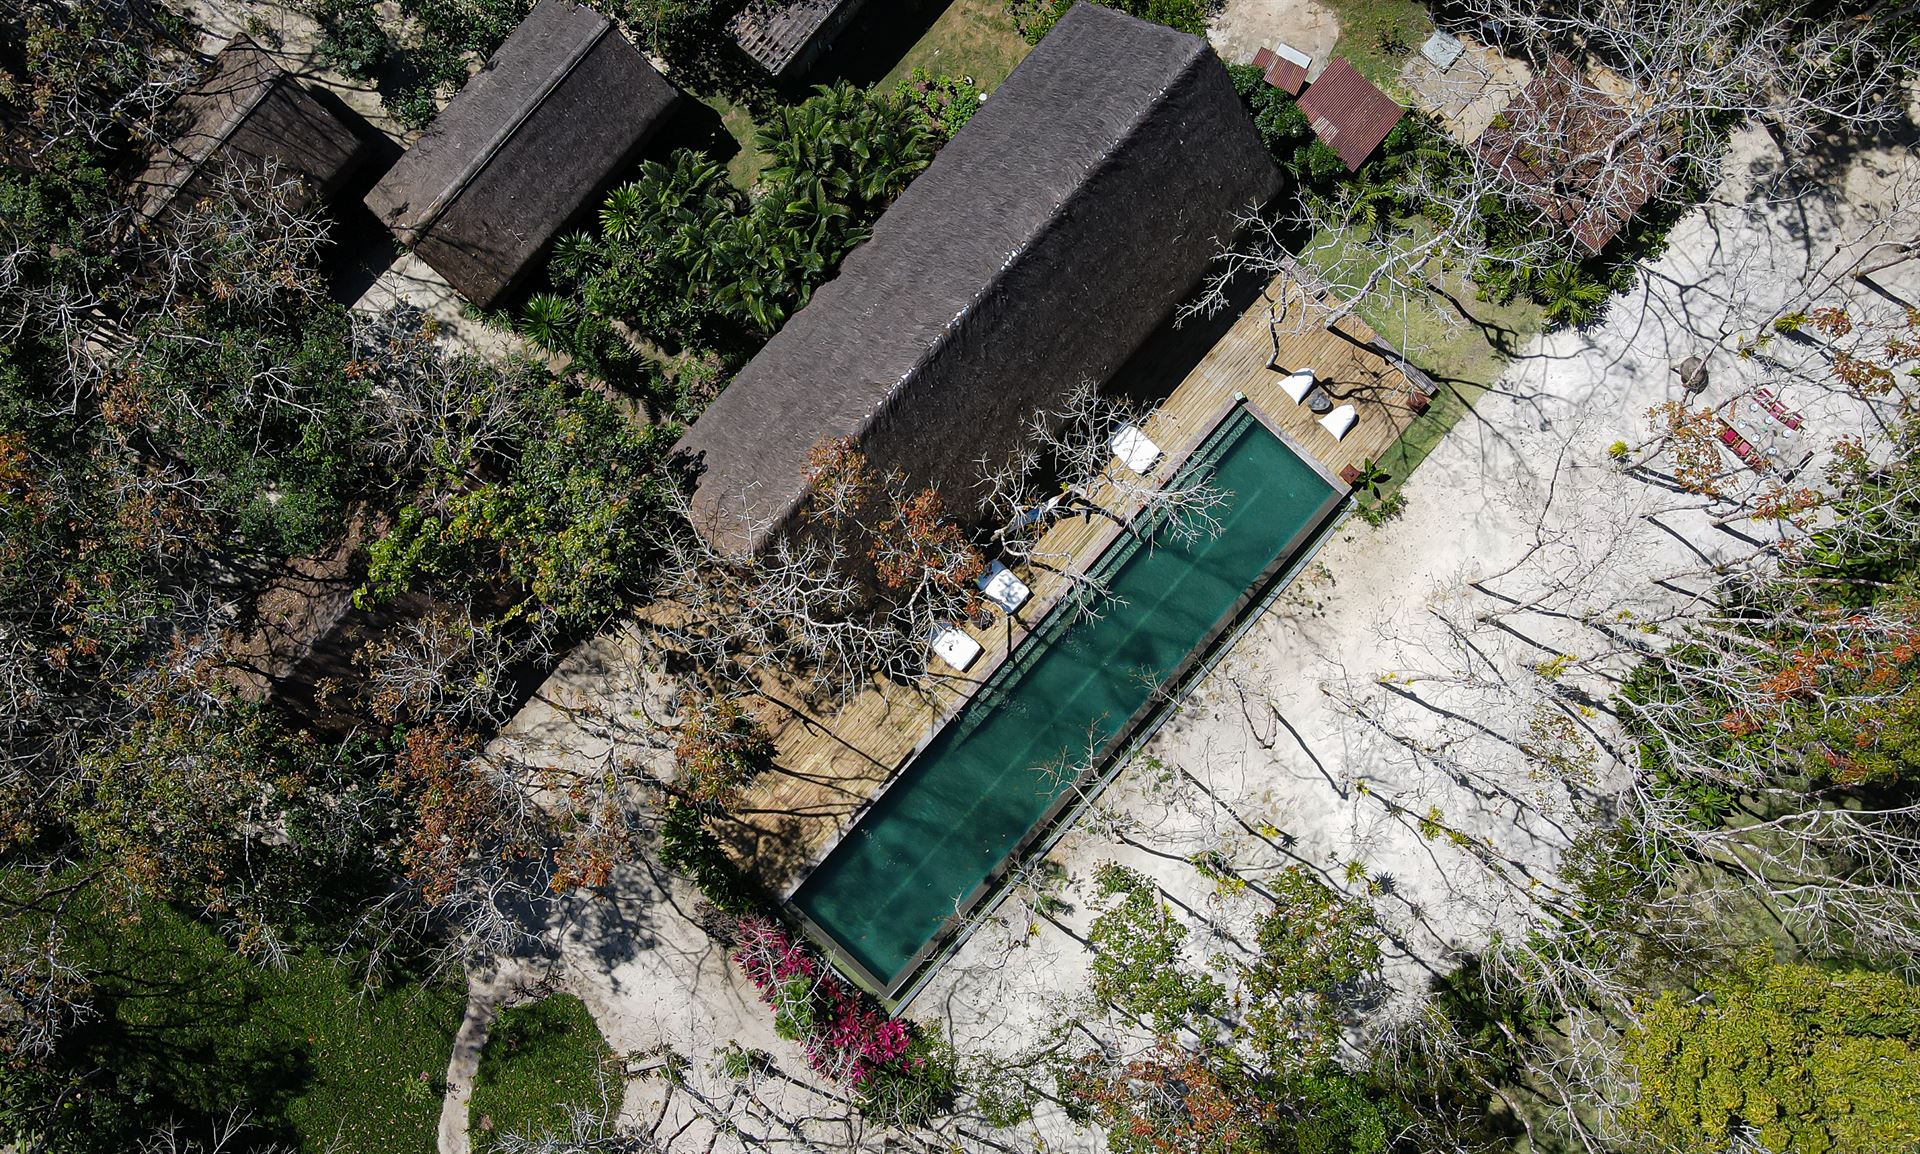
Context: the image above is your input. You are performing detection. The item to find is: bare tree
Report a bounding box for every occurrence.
[978,381,1229,563]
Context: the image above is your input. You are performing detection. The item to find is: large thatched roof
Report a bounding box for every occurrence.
[364,0,678,308]
[133,35,368,221]
[675,2,1281,557]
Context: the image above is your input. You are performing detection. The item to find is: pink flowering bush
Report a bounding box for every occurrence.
[730,915,952,1119]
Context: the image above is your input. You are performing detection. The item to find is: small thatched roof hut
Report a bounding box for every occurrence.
[133,35,368,221]
[364,0,678,308]
[728,0,871,78]
[675,2,1281,557]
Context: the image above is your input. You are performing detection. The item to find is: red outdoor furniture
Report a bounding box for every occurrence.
[1717,421,1770,471]
[1751,387,1804,431]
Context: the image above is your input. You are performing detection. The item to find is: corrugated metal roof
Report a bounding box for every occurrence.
[1474,56,1669,254]
[1296,57,1404,171]
[728,0,871,77]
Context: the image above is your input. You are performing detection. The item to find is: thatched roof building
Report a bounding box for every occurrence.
[676,2,1280,557]
[729,0,871,78]
[364,0,678,308]
[133,35,368,221]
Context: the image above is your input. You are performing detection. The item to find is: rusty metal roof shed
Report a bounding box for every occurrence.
[1296,57,1405,171]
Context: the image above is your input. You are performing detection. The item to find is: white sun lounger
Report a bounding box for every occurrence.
[1318,404,1357,440]
[978,562,1031,613]
[930,625,983,672]
[1111,423,1162,474]
[1280,368,1317,403]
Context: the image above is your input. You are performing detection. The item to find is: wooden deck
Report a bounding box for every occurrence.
[715,276,1426,892]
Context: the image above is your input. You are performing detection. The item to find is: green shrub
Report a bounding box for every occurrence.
[657,801,764,915]
[1356,489,1405,527]
[1623,955,1920,1154]
[306,0,392,79]
[1006,0,1218,42]
[894,68,982,145]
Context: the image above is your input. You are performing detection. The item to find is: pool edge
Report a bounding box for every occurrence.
[787,398,1351,1003]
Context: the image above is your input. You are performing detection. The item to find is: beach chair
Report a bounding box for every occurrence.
[1111,423,1162,474]
[978,562,1031,614]
[930,625,982,672]
[1318,404,1357,440]
[1280,368,1317,403]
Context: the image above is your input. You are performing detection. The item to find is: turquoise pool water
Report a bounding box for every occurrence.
[791,407,1342,989]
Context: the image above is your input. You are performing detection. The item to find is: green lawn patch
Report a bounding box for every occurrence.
[878,0,1032,93]
[469,995,615,1149]
[38,896,462,1154]
[699,92,772,191]
[1300,224,1544,493]
[1318,0,1432,94]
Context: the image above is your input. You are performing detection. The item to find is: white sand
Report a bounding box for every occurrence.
[1208,0,1342,79]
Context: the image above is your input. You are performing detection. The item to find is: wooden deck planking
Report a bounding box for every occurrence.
[717,277,1423,892]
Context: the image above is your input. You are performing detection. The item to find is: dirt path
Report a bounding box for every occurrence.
[1209,0,1340,75]
[436,960,552,1154]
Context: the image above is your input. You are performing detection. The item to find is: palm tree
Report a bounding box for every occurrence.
[1350,457,1391,499]
[520,293,576,353]
[599,181,648,244]
[1535,261,1610,328]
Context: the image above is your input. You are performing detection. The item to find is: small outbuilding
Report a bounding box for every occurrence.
[364,0,678,309]
[1296,57,1405,172]
[133,35,369,221]
[675,2,1281,556]
[729,0,872,79]
[1474,56,1669,254]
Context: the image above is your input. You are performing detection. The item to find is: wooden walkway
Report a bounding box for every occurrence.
[715,276,1426,892]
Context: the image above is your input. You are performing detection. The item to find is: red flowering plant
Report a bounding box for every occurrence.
[730,915,953,1120]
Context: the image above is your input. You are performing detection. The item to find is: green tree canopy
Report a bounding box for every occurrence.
[1623,955,1920,1154]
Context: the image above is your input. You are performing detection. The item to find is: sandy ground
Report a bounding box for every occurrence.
[909,124,1920,1147]
[1208,0,1340,79]
[465,120,1920,1150]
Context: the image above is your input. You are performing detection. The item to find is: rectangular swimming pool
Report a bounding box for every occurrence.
[790,404,1344,993]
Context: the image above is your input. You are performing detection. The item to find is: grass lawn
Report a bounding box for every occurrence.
[469,995,616,1149]
[878,0,1032,93]
[1317,0,1433,95]
[55,896,463,1153]
[699,92,773,191]
[1301,224,1545,492]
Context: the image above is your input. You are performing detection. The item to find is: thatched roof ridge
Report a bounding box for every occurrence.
[676,2,1281,556]
[364,0,678,308]
[728,0,871,77]
[133,35,367,221]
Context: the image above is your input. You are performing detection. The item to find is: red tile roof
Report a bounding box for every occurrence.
[1295,57,1404,171]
